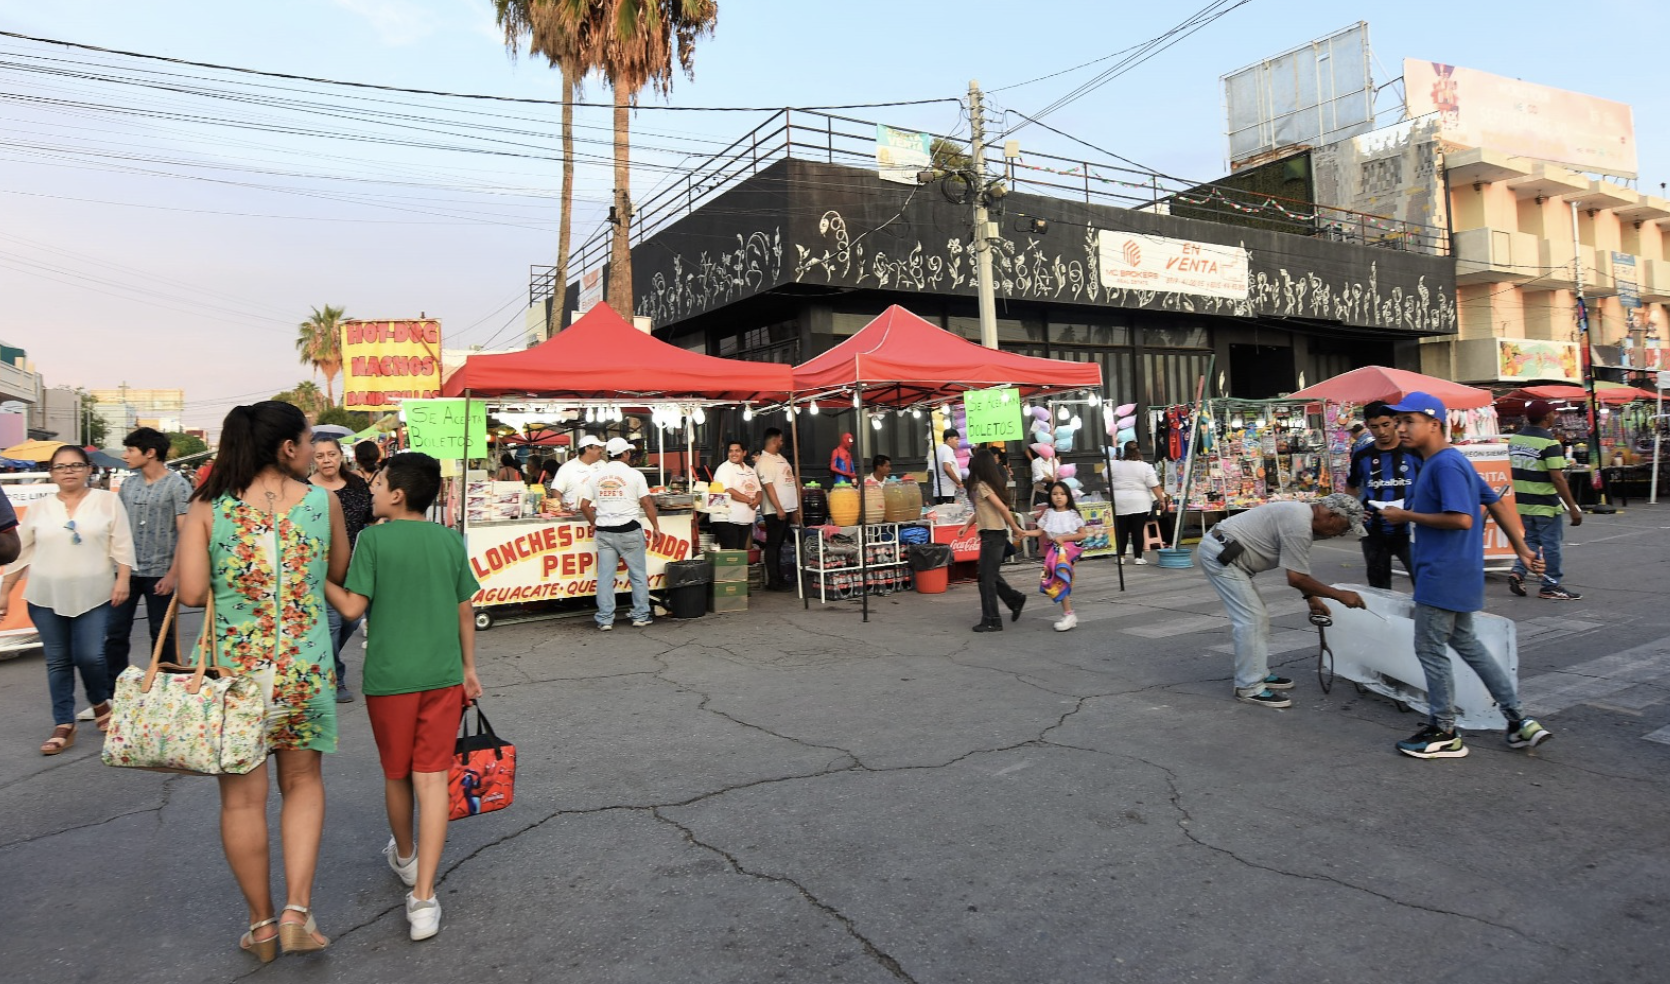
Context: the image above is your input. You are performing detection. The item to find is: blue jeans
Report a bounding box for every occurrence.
[1413,603,1522,732]
[1199,534,1272,696]
[1510,514,1564,587]
[595,527,650,625]
[325,605,363,690]
[31,602,113,726]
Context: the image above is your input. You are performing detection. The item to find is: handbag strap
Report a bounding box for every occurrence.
[461,700,506,758]
[139,591,218,694]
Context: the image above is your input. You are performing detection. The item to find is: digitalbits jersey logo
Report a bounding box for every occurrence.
[1121,240,1142,267]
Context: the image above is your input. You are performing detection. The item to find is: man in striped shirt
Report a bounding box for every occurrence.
[1508,401,1584,601]
[1345,401,1420,589]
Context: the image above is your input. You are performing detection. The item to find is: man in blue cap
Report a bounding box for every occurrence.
[1380,391,1550,760]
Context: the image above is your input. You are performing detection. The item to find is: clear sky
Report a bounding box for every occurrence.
[3,0,1666,431]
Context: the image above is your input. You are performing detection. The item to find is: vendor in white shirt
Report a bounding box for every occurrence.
[551,434,606,510]
[710,439,762,551]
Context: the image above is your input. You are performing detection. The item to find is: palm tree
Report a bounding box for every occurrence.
[550,0,717,317]
[493,1,591,337]
[273,381,329,421]
[295,304,348,406]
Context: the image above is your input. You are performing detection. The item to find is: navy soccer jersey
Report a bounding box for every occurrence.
[1349,443,1421,535]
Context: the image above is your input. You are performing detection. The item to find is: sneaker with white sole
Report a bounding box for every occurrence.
[1235,688,1291,708]
[1397,724,1468,759]
[1538,586,1583,601]
[1506,717,1552,749]
[1133,557,1148,566]
[384,837,417,887]
[1053,612,1078,632]
[76,706,96,722]
[1262,674,1295,690]
[405,893,441,941]
[597,622,613,631]
[631,616,653,628]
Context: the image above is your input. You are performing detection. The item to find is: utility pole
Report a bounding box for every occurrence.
[968,80,998,350]
[1571,200,1615,513]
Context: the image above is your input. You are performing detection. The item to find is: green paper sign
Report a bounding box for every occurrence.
[964,387,1024,443]
[404,399,487,459]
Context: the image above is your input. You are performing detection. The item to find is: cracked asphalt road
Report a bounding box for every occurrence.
[3,507,1669,983]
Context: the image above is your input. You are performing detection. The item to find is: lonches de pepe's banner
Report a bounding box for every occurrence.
[340,319,442,411]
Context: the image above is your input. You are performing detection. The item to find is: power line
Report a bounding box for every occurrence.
[0,31,959,112]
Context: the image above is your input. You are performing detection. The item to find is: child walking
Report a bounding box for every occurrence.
[1035,481,1089,632]
[325,453,483,941]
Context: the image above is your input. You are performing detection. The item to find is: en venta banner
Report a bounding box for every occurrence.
[1097,230,1250,301]
[339,319,443,411]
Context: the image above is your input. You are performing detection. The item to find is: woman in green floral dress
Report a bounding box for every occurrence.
[178,401,348,961]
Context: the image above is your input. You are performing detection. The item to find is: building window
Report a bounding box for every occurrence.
[1140,326,1210,349]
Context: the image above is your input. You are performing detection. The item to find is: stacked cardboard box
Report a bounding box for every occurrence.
[709,549,749,612]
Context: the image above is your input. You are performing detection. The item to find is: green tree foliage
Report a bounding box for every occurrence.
[272,381,328,421]
[76,389,108,447]
[314,405,373,431]
[165,432,209,458]
[296,305,348,406]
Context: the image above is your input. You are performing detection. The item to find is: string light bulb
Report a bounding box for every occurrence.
[809,402,820,416]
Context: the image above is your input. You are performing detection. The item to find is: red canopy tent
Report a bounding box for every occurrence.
[791,304,1103,407]
[1287,365,1494,410]
[443,304,792,401]
[1497,383,1654,409]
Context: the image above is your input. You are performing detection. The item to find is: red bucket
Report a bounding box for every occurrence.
[914,567,949,594]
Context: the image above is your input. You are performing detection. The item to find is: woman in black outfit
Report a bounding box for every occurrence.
[310,437,374,701]
[958,447,1030,632]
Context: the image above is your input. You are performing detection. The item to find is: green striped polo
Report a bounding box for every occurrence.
[1508,426,1567,517]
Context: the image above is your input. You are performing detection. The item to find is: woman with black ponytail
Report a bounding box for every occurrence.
[177,401,349,960]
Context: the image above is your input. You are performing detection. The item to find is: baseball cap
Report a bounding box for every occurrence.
[1384,390,1447,420]
[604,437,633,456]
[1317,492,1368,538]
[1523,400,1556,422]
[577,434,605,449]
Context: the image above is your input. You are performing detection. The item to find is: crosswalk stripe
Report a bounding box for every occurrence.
[1517,639,1670,716]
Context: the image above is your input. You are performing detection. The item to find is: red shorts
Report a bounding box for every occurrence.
[365,685,467,778]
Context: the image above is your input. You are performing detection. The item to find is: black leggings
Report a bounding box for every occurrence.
[1114,509,1154,559]
[977,530,1024,623]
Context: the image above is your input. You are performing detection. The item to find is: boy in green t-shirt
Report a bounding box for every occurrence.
[325,452,482,942]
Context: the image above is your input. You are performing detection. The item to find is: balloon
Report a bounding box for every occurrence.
[1117,415,1137,429]
[1116,428,1137,444]
[1031,406,1051,421]
[1054,438,1073,452]
[1058,463,1077,479]
[1063,477,1083,490]
[1031,419,1053,435]
[1115,403,1137,416]
[1031,443,1055,459]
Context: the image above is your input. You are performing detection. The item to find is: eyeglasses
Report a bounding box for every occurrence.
[50,462,90,472]
[63,520,81,545]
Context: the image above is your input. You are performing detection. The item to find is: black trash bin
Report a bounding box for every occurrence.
[665,559,712,619]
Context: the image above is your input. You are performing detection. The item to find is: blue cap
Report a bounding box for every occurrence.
[1385,390,1447,419]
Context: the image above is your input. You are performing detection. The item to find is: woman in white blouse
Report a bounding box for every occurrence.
[0,446,135,754]
[1106,441,1167,566]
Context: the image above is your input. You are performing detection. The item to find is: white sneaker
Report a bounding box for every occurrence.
[1133,558,1148,566]
[405,892,441,941]
[76,706,97,721]
[384,837,417,887]
[1054,612,1078,632]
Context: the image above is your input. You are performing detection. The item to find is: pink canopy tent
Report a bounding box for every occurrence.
[1287,365,1494,410]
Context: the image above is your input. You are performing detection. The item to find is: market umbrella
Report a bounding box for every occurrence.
[1287,365,1494,410]
[0,439,66,461]
[1497,383,1652,412]
[86,449,124,469]
[311,424,355,439]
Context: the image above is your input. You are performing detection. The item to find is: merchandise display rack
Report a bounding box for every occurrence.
[796,523,914,603]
